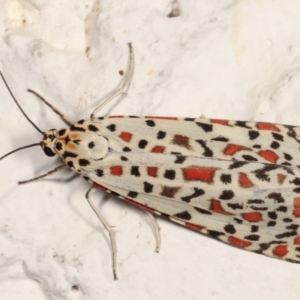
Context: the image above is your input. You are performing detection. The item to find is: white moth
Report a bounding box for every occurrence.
[1,44,300,280]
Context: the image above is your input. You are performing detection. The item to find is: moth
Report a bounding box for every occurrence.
[1,44,300,280]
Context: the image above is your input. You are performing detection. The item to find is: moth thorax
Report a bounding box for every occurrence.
[41,129,58,157]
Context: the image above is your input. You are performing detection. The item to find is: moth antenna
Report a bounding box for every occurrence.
[0,143,41,160]
[0,71,44,134]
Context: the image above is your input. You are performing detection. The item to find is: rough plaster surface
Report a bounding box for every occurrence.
[1,1,300,299]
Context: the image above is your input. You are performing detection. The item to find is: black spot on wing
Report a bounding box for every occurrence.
[164,170,176,180]
[224,224,236,234]
[88,124,99,132]
[96,169,103,177]
[107,124,116,132]
[195,122,213,132]
[174,155,187,164]
[144,182,153,193]
[229,161,248,169]
[272,132,284,141]
[157,131,166,139]
[79,159,90,166]
[131,166,140,177]
[245,234,260,241]
[211,136,229,142]
[248,130,259,140]
[219,190,234,200]
[220,174,231,184]
[146,120,155,127]
[195,140,213,157]
[128,191,138,198]
[194,207,211,215]
[270,141,280,149]
[174,211,192,220]
[138,140,148,149]
[70,124,85,132]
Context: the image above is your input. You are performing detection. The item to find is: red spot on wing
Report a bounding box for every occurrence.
[258,150,278,163]
[147,167,158,177]
[293,197,300,217]
[210,199,232,215]
[241,212,262,222]
[172,135,191,149]
[186,223,203,231]
[239,173,254,189]
[126,198,153,212]
[228,236,251,248]
[273,245,288,257]
[277,173,287,185]
[119,131,132,142]
[146,116,177,120]
[183,167,217,183]
[239,173,255,188]
[211,119,229,126]
[110,166,123,176]
[151,146,165,153]
[256,122,280,132]
[223,144,250,155]
[94,183,107,191]
[294,236,300,245]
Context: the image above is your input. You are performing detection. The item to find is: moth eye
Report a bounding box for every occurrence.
[44,147,56,157]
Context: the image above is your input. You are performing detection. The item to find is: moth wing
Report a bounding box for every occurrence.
[87,151,300,263]
[98,117,300,166]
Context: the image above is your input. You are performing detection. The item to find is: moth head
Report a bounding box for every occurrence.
[41,129,58,157]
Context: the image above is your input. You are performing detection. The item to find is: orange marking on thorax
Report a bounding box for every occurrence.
[67,143,76,150]
[69,133,80,139]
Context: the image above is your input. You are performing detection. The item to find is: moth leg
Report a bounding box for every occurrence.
[90,43,134,119]
[18,164,66,184]
[142,209,161,253]
[85,185,118,280]
[27,89,72,126]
